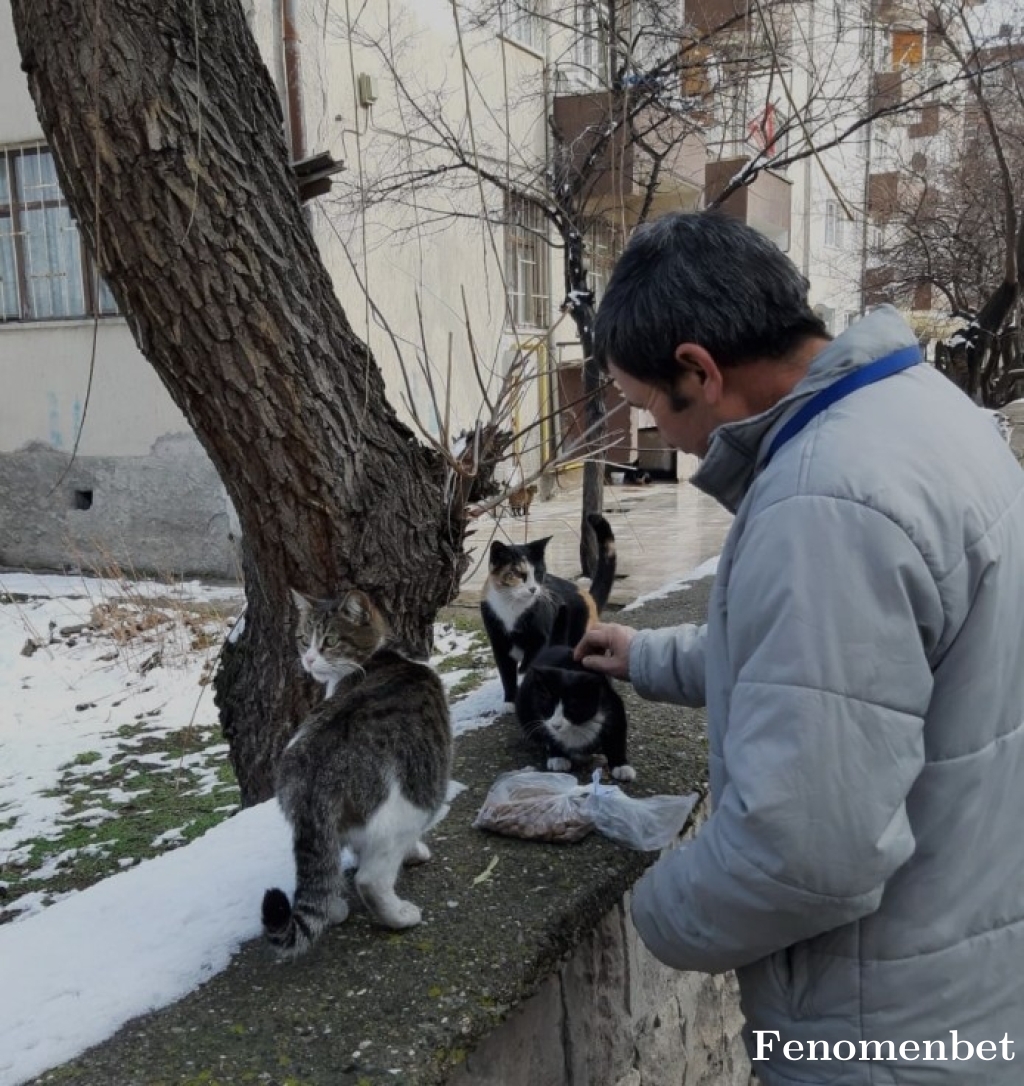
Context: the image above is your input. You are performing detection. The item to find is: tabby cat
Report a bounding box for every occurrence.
[262,588,451,959]
[481,513,616,704]
[515,644,635,780]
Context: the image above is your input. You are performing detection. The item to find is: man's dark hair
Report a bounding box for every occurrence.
[592,211,829,383]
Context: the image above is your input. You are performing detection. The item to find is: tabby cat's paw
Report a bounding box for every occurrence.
[611,764,637,782]
[547,756,572,772]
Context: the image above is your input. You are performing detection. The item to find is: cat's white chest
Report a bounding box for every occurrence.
[484,581,537,630]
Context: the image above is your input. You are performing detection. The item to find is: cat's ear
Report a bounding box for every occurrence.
[489,540,512,567]
[532,667,558,691]
[289,588,313,616]
[341,589,374,625]
[526,536,552,561]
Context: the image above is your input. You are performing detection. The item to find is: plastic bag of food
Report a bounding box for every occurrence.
[581,769,698,851]
[473,769,594,843]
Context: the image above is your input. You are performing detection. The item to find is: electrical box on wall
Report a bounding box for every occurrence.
[357,73,378,109]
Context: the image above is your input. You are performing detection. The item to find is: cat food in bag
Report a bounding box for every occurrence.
[473,770,594,843]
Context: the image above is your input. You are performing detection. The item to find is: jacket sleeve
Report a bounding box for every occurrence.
[631,494,944,974]
[629,624,708,708]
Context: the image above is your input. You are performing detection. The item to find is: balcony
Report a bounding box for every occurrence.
[867,170,900,222]
[704,156,792,250]
[684,0,751,37]
[551,92,705,221]
[871,71,903,113]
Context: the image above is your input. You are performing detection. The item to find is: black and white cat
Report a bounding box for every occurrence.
[482,513,616,704]
[515,643,635,781]
[262,588,451,959]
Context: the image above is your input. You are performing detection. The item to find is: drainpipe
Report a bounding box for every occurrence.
[800,0,816,283]
[541,59,556,471]
[859,16,878,316]
[282,0,306,161]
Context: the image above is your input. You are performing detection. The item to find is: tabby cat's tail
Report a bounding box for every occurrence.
[586,513,617,612]
[262,818,345,958]
[261,885,326,958]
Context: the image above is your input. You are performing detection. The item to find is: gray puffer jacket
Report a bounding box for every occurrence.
[628,306,1024,1084]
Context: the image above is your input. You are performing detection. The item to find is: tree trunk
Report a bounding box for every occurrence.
[579,355,605,577]
[11,0,467,804]
[562,229,604,577]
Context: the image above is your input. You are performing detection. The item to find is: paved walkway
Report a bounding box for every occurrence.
[456,472,734,608]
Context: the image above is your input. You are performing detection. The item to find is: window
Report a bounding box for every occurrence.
[505,196,550,329]
[573,1,607,85]
[824,200,847,249]
[747,102,782,156]
[501,0,544,53]
[680,40,712,99]
[892,29,923,70]
[587,218,623,302]
[0,144,117,323]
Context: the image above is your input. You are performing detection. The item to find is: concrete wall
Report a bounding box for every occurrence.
[450,796,751,1086]
[0,2,238,577]
[0,298,237,578]
[0,436,239,579]
[449,893,750,1086]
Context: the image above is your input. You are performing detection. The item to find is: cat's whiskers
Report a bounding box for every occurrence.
[519,718,549,741]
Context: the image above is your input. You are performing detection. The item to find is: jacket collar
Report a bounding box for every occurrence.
[691,306,920,514]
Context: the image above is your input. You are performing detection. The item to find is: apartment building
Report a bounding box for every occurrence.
[0,0,973,576]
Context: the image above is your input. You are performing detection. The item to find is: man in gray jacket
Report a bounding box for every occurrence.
[577,211,1024,1084]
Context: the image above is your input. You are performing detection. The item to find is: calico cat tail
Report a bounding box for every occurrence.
[586,513,617,612]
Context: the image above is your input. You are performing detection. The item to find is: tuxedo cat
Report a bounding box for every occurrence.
[515,644,635,780]
[481,513,616,704]
[262,589,451,959]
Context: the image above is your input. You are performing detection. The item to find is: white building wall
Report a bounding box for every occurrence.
[789,0,872,331]
[0,0,558,575]
[0,0,240,576]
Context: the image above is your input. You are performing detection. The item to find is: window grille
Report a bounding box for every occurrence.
[504,196,550,329]
[0,144,117,323]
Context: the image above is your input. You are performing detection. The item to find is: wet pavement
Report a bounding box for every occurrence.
[456,470,734,608]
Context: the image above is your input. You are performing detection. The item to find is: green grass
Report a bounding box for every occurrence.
[432,611,493,701]
[0,724,238,922]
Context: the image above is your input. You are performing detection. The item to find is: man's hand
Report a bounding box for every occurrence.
[574,622,636,680]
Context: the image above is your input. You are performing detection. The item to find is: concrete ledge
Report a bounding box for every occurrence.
[31,579,746,1086]
[448,886,749,1086]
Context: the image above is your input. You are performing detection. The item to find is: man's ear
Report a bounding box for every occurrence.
[673,343,723,403]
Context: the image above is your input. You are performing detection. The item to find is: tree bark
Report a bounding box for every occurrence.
[562,229,604,577]
[11,0,467,803]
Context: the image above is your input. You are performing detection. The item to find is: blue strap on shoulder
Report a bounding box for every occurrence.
[761,345,922,469]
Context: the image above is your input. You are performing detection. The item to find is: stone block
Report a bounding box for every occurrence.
[448,975,565,1086]
[561,904,635,1086]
